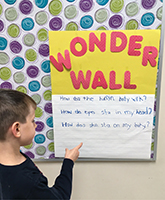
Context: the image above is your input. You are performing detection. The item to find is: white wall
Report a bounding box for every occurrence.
[35,35,165,200]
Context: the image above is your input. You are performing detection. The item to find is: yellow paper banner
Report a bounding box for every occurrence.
[49,30,160,95]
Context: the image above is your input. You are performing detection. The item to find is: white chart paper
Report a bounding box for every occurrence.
[52,94,154,159]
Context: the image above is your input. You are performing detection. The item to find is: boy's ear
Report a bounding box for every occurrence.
[11,122,21,138]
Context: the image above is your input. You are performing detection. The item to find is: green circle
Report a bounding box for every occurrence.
[5,7,18,21]
[155,87,157,98]
[31,94,41,104]
[36,146,46,155]
[35,11,48,25]
[7,24,20,38]
[23,34,35,46]
[37,29,48,41]
[151,142,154,151]
[126,19,138,30]
[24,142,33,149]
[157,24,161,30]
[48,142,54,152]
[0,4,3,16]
[35,107,43,118]
[46,129,54,140]
[43,90,52,101]
[65,22,78,30]
[0,67,11,80]
[0,53,9,65]
[16,86,27,93]
[95,9,108,23]
[152,129,155,139]
[64,5,77,19]
[110,0,124,13]
[25,49,37,62]
[41,75,51,87]
[125,2,139,17]
[97,26,107,30]
[49,0,62,16]
[13,72,25,83]
[157,6,162,21]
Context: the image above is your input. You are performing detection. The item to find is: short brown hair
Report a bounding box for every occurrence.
[0,89,37,140]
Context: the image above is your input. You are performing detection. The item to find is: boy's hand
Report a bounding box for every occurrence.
[65,143,83,162]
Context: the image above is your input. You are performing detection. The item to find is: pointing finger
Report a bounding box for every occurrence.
[76,142,83,149]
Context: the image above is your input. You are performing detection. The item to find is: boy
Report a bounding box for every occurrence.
[0,89,82,199]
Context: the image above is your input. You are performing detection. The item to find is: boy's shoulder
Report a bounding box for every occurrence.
[0,152,43,180]
[0,153,46,199]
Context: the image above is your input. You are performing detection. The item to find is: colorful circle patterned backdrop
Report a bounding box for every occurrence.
[0,0,163,159]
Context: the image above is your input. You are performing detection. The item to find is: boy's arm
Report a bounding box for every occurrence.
[27,143,82,200]
[52,143,83,199]
[52,158,74,199]
[27,159,73,200]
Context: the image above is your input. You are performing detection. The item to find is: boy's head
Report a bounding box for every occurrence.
[0,89,37,141]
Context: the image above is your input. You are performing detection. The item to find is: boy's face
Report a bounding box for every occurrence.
[19,105,37,146]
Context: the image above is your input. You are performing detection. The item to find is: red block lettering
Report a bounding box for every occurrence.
[70,70,91,89]
[142,46,158,67]
[70,37,87,57]
[110,32,127,52]
[89,32,106,52]
[109,71,122,89]
[49,50,71,72]
[124,71,137,89]
[128,35,143,56]
[92,71,108,89]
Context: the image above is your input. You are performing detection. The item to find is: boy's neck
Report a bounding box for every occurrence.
[0,140,26,166]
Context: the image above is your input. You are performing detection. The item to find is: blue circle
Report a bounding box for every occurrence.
[12,57,25,70]
[46,116,53,128]
[41,60,50,73]
[96,0,109,6]
[141,13,155,26]
[153,116,156,126]
[34,134,46,144]
[4,0,16,5]
[160,0,163,2]
[67,0,75,2]
[28,81,40,92]
[21,18,34,31]
[35,0,48,8]
[0,37,7,50]
[80,15,94,29]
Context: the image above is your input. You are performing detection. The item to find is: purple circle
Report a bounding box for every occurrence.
[10,41,22,54]
[27,65,39,78]
[109,15,123,29]
[79,0,93,12]
[49,153,55,159]
[39,44,49,57]
[19,0,33,14]
[154,100,156,111]
[49,17,62,31]
[44,102,52,114]
[142,0,156,9]
[25,151,35,159]
[151,152,154,158]
[35,121,45,132]
[1,82,12,89]
[0,20,4,32]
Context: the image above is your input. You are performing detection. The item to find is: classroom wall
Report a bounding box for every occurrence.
[35,30,165,200]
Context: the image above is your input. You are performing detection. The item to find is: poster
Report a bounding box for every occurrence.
[49,30,160,159]
[0,0,163,159]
